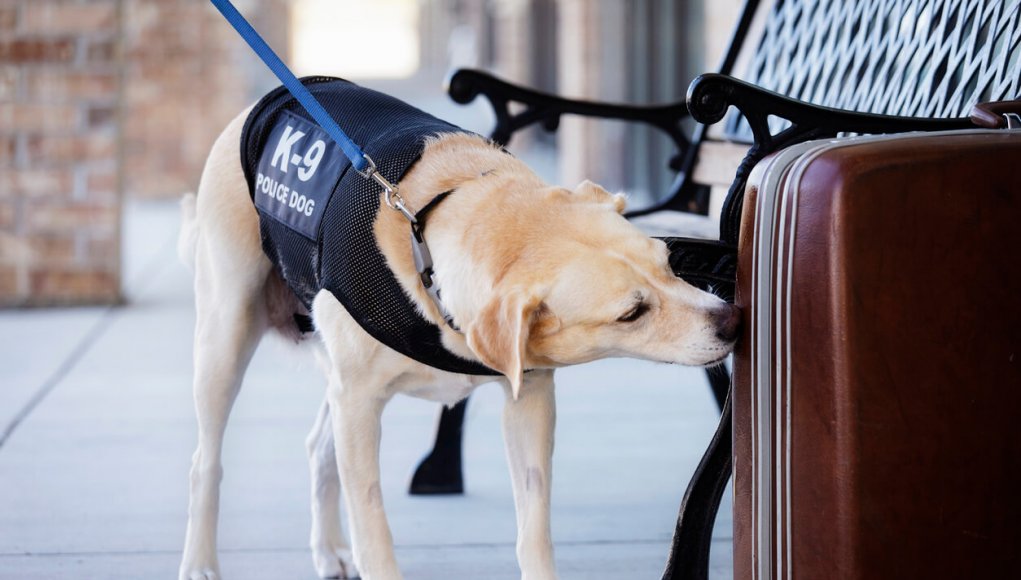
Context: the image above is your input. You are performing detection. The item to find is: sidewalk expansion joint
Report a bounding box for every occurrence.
[0,538,677,558]
[0,307,117,450]
[0,232,178,451]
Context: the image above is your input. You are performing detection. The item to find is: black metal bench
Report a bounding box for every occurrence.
[411,0,1021,576]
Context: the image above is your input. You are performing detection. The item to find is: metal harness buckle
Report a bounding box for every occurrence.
[358,154,417,224]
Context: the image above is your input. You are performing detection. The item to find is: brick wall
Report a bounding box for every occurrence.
[0,0,123,306]
[0,0,287,307]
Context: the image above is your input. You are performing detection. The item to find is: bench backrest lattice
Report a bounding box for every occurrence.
[727,0,1021,138]
[683,0,1021,251]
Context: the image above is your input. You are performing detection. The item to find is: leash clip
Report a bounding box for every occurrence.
[358,154,417,223]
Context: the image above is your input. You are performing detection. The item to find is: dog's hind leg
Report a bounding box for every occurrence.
[306,395,358,579]
[502,369,558,580]
[180,107,270,580]
[179,279,267,580]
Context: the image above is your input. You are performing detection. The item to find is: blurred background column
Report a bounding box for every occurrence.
[557,0,710,207]
[557,0,628,191]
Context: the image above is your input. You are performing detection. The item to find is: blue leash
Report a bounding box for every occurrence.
[209,0,468,335]
[208,0,370,173]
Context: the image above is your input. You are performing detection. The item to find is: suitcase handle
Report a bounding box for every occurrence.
[970,100,1021,129]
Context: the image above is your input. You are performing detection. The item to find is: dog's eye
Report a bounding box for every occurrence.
[617,302,649,323]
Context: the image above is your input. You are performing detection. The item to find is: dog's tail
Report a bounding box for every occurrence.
[177,192,198,272]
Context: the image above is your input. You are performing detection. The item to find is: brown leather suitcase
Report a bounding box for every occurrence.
[732,130,1021,580]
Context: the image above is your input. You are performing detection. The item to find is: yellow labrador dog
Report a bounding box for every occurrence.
[178,105,739,580]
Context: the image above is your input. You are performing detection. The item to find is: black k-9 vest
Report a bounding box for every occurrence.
[240,77,497,376]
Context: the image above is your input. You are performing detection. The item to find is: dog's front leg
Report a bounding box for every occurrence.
[329,380,402,579]
[503,369,558,580]
[307,397,357,579]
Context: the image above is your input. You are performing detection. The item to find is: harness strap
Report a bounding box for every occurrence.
[208,0,371,173]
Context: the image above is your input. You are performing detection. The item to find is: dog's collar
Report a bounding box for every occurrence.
[403,169,500,333]
[410,190,460,331]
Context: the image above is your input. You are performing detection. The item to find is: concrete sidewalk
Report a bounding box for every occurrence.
[0,127,733,579]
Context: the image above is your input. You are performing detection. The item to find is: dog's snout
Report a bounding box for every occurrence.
[710,304,742,343]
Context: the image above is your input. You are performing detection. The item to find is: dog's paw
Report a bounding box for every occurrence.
[313,545,359,579]
[179,566,220,580]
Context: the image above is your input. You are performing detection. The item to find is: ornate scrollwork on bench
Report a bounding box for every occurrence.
[660,237,738,300]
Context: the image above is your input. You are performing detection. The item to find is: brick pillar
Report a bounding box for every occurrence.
[0,0,123,306]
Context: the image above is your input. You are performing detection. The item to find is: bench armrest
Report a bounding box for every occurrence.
[687,73,973,145]
[686,73,976,244]
[448,68,692,169]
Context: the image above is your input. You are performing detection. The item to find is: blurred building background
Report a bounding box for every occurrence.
[0,0,742,307]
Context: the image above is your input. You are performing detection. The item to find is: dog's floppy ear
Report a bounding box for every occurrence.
[466,291,544,400]
[574,179,626,214]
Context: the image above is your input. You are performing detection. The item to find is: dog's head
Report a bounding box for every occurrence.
[463,180,740,397]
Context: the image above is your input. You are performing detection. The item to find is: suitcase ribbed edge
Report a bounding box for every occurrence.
[747,140,821,580]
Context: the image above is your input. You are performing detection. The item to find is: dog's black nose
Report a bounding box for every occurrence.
[711,304,742,343]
